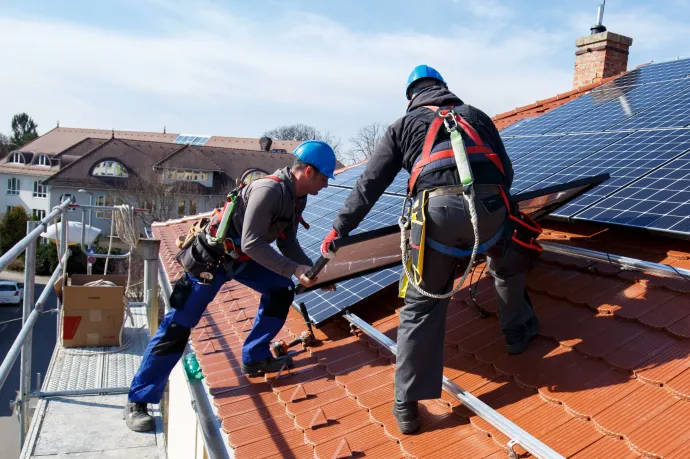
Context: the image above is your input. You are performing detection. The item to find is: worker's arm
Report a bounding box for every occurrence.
[241,185,299,278]
[332,123,403,237]
[277,197,313,267]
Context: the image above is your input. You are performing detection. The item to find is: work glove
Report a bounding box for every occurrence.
[320,228,339,259]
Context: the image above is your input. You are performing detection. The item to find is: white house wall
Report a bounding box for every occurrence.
[0,173,52,218]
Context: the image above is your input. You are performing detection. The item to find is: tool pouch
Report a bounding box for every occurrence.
[169,273,194,310]
[175,230,224,282]
[399,190,429,299]
[176,216,210,250]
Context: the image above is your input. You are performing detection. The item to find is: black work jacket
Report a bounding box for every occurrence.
[333,85,513,237]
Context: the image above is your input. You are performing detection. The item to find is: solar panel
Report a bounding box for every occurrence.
[294,182,406,324]
[498,117,536,135]
[572,149,690,234]
[527,129,690,217]
[499,85,641,136]
[502,135,565,161]
[598,58,690,88]
[550,79,690,134]
[609,86,690,130]
[509,131,630,193]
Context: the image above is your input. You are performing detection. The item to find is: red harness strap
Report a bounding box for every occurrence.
[408,105,505,194]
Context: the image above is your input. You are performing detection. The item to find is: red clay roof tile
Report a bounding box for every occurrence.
[153,213,690,458]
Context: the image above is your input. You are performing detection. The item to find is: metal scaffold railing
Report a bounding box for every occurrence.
[0,197,153,450]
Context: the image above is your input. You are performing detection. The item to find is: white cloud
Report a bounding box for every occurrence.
[0,4,576,144]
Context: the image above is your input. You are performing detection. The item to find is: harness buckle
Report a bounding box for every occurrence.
[440,109,459,133]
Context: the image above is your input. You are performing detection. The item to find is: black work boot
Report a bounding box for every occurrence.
[241,355,294,377]
[393,400,420,434]
[124,401,155,432]
[505,315,540,355]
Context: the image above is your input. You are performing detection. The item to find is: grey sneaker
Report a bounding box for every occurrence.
[505,315,540,355]
[393,400,420,434]
[124,401,154,432]
[240,355,294,377]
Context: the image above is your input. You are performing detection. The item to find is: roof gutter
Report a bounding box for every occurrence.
[342,312,564,459]
[541,241,690,281]
[158,262,232,459]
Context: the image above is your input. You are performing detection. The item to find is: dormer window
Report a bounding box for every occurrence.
[8,152,25,164]
[36,155,50,167]
[92,160,128,177]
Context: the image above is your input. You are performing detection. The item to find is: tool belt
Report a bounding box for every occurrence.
[175,230,226,282]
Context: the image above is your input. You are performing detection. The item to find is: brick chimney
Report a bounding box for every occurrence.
[573,31,633,89]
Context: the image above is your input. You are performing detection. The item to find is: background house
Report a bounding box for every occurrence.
[0,127,305,242]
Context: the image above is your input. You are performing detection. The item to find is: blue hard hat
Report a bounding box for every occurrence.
[406,65,446,100]
[292,140,337,179]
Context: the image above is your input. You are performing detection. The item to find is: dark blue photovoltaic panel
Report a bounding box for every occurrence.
[550,79,690,134]
[298,266,402,324]
[502,135,564,161]
[293,171,406,323]
[329,163,367,187]
[572,150,690,234]
[498,117,536,135]
[509,132,629,193]
[527,129,690,217]
[598,58,690,88]
[610,87,690,130]
[499,85,640,136]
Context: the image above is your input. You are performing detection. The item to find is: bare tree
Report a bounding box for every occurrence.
[0,133,10,159]
[264,124,346,165]
[346,122,387,164]
[112,170,222,228]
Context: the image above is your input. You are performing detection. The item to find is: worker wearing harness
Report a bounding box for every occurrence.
[321,66,541,434]
[124,140,337,433]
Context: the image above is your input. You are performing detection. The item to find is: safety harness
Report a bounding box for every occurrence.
[175,175,310,281]
[399,105,542,299]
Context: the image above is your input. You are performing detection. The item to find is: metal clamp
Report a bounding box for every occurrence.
[507,439,519,459]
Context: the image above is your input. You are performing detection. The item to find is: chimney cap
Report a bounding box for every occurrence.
[590,23,607,34]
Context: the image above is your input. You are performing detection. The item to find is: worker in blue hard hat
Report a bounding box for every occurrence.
[125,139,337,432]
[321,65,540,434]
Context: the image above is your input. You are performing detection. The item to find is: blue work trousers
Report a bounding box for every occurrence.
[128,260,294,403]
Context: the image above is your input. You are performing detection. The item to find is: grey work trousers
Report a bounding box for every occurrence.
[395,192,537,402]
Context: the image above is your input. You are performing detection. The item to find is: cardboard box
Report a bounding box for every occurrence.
[61,274,126,348]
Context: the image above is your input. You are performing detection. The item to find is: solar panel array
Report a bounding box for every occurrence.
[299,58,690,324]
[501,57,690,234]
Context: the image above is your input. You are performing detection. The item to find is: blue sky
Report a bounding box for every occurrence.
[1,0,689,150]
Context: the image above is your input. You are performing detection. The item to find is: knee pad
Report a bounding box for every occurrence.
[263,285,294,319]
[152,322,191,356]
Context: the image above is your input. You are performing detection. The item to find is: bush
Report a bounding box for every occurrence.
[0,207,30,254]
[36,242,59,275]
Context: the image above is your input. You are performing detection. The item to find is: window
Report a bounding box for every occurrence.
[8,152,25,164]
[36,155,50,167]
[178,200,186,217]
[33,181,47,198]
[166,169,175,179]
[201,172,209,181]
[7,178,20,195]
[169,169,210,182]
[95,195,120,219]
[92,160,128,177]
[241,169,268,185]
[173,134,210,146]
[32,209,46,221]
[59,194,75,211]
[189,200,197,215]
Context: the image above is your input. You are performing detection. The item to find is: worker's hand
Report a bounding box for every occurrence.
[320,283,337,293]
[294,264,317,288]
[320,228,340,259]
